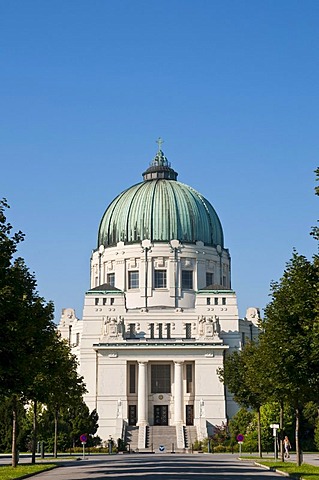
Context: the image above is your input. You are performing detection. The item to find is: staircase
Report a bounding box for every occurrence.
[146,426,177,452]
[125,426,139,452]
[183,425,198,449]
[126,425,198,452]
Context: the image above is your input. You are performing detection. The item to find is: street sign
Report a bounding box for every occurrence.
[236,434,244,442]
[80,434,87,443]
[270,424,280,437]
[159,445,165,452]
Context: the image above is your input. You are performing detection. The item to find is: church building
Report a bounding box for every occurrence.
[58,143,260,450]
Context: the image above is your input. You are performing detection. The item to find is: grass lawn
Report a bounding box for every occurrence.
[255,459,319,480]
[0,463,57,480]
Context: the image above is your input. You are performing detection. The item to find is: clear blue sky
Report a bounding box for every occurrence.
[1,0,318,321]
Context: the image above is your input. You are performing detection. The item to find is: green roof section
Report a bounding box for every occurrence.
[98,148,224,248]
[197,284,234,294]
[86,283,123,295]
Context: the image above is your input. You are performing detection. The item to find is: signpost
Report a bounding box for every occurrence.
[270,424,280,460]
[236,434,244,456]
[80,434,87,460]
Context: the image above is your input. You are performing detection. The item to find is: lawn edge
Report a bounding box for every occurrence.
[5,465,59,480]
[254,461,304,480]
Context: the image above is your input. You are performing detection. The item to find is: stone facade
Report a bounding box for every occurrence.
[58,148,260,445]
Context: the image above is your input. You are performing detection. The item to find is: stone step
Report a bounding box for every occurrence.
[146,426,177,451]
[126,426,139,451]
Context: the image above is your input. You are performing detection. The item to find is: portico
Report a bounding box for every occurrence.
[90,338,229,442]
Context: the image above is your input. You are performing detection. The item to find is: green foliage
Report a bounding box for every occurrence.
[117,438,127,451]
[210,423,228,447]
[310,167,319,240]
[61,400,99,448]
[0,397,29,453]
[241,428,258,453]
[299,402,318,451]
[228,408,258,452]
[228,403,297,455]
[314,418,319,451]
[219,169,319,464]
[0,200,88,464]
[228,408,255,443]
[21,400,100,453]
[218,341,268,412]
[260,250,319,463]
[192,439,203,451]
[261,252,319,404]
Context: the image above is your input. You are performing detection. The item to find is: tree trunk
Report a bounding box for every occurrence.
[54,408,58,458]
[295,406,301,466]
[11,395,18,467]
[280,402,284,462]
[31,399,37,464]
[257,406,262,458]
[53,408,59,458]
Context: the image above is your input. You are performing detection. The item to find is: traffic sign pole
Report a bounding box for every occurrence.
[236,434,244,456]
[270,424,279,461]
[80,434,87,460]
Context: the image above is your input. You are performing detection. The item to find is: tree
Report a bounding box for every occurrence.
[62,400,99,448]
[260,251,319,465]
[310,167,319,241]
[218,341,267,457]
[44,335,87,457]
[0,200,61,466]
[0,396,28,453]
[228,408,255,446]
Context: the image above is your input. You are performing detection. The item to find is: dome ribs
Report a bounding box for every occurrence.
[97,168,224,248]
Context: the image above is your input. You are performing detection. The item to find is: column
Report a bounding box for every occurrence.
[174,361,183,424]
[137,361,148,425]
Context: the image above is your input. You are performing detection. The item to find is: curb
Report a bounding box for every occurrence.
[254,461,302,480]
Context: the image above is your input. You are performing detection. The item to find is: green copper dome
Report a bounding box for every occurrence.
[98,147,224,248]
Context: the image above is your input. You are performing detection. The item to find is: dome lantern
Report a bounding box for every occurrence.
[142,138,178,181]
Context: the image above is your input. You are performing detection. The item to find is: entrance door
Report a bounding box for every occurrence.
[154,405,168,425]
[186,405,194,425]
[128,405,137,426]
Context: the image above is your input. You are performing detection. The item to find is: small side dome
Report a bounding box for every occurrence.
[98,146,224,248]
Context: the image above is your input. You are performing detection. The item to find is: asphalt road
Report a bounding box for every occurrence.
[18,453,291,479]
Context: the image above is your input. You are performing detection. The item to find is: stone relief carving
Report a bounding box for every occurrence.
[198,315,221,340]
[246,307,260,323]
[61,308,76,322]
[103,316,125,339]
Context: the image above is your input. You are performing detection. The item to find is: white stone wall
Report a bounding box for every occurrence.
[90,241,231,310]
[58,240,260,442]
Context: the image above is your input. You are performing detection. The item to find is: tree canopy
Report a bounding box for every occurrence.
[0,200,87,465]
